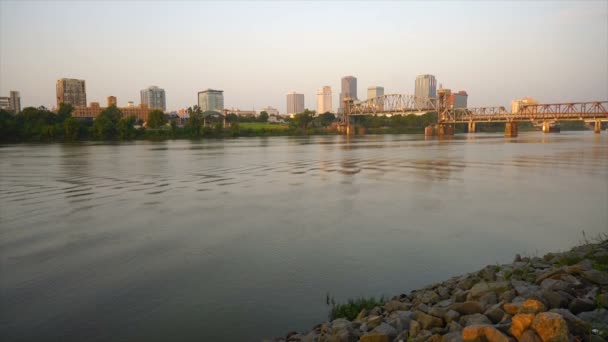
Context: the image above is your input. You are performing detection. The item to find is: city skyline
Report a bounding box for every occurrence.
[1,1,607,112]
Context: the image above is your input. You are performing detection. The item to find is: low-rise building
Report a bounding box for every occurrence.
[259,106,279,116]
[223,108,257,117]
[511,97,538,113]
[72,97,151,122]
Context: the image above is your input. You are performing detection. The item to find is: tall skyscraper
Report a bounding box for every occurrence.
[339,76,357,113]
[140,86,166,111]
[286,91,304,115]
[9,91,20,113]
[56,78,87,107]
[316,86,332,114]
[198,89,224,112]
[415,74,437,101]
[367,86,384,99]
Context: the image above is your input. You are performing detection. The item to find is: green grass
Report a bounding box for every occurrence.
[237,122,289,131]
[328,295,386,321]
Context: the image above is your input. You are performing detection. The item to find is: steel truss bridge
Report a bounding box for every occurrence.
[342,93,608,136]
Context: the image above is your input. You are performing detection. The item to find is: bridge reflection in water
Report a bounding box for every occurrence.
[341,90,608,137]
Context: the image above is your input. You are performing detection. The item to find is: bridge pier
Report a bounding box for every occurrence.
[542,120,550,133]
[437,124,454,137]
[425,125,435,137]
[505,122,518,137]
[595,120,602,134]
[467,122,476,133]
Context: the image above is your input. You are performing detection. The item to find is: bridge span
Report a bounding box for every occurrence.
[342,90,608,137]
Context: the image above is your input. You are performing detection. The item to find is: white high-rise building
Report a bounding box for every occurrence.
[140,86,166,111]
[316,86,332,114]
[415,74,437,101]
[286,92,304,115]
[198,89,224,112]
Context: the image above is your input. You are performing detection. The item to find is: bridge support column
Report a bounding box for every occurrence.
[468,122,476,133]
[595,120,601,134]
[437,124,454,137]
[542,120,551,133]
[425,125,435,137]
[505,122,518,137]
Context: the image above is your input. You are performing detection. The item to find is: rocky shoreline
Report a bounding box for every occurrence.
[267,238,608,342]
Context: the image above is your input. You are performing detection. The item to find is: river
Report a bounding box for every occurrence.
[1,132,607,341]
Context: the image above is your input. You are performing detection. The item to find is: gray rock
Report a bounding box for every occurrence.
[450,301,485,315]
[441,331,463,342]
[541,290,569,309]
[415,311,444,330]
[444,309,460,323]
[412,330,432,342]
[581,270,608,285]
[438,286,451,300]
[484,304,505,324]
[590,335,608,342]
[394,330,409,342]
[519,329,542,342]
[384,300,410,313]
[417,303,430,313]
[372,322,397,339]
[469,281,510,298]
[578,308,608,325]
[512,279,540,297]
[429,306,447,319]
[388,310,413,330]
[448,321,463,332]
[452,289,468,303]
[549,308,592,338]
[479,292,498,308]
[459,313,492,326]
[540,278,572,292]
[420,291,441,305]
[569,298,596,314]
[409,320,421,337]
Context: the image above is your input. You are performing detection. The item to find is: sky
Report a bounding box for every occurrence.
[1,1,607,113]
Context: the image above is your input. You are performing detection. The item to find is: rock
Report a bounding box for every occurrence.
[442,331,463,342]
[470,281,511,299]
[503,302,522,315]
[530,312,569,342]
[519,298,547,314]
[453,289,469,303]
[512,280,541,297]
[372,323,397,339]
[448,321,463,332]
[360,332,389,342]
[590,336,608,342]
[367,315,383,330]
[510,313,536,340]
[479,292,498,308]
[549,308,591,338]
[420,291,441,305]
[410,320,421,337]
[462,324,511,342]
[519,329,542,342]
[359,323,368,332]
[540,279,572,292]
[541,290,569,309]
[394,330,409,342]
[458,277,478,291]
[438,287,451,300]
[484,304,506,324]
[388,311,413,330]
[428,334,443,342]
[536,269,567,285]
[385,300,409,313]
[412,330,432,342]
[598,293,608,309]
[415,311,444,330]
[569,298,596,314]
[560,274,582,287]
[565,260,593,274]
[451,301,485,315]
[417,303,431,313]
[445,309,461,323]
[460,313,492,327]
[369,306,383,316]
[580,270,608,285]
[499,289,517,303]
[355,309,368,321]
[429,306,447,319]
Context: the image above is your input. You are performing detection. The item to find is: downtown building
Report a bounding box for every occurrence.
[72,96,152,122]
[367,86,385,111]
[448,91,468,109]
[56,78,87,107]
[286,91,304,115]
[0,91,21,113]
[259,106,279,116]
[316,86,332,114]
[415,74,437,101]
[140,86,166,112]
[198,89,224,112]
[339,76,357,114]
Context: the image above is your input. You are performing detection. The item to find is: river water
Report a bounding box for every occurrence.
[1,132,607,341]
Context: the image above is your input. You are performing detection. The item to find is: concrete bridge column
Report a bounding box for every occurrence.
[542,120,551,133]
[468,122,476,133]
[505,122,518,137]
[425,125,435,137]
[595,120,602,134]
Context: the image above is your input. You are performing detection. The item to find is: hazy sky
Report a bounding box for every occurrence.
[1,1,607,113]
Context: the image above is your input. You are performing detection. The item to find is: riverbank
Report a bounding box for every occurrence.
[269,237,608,342]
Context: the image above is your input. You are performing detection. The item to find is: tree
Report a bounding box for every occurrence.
[117,115,137,139]
[258,111,269,123]
[292,109,315,133]
[63,116,80,140]
[0,109,17,141]
[316,112,336,127]
[93,114,114,139]
[56,103,74,123]
[147,110,167,129]
[187,112,203,137]
[226,113,238,124]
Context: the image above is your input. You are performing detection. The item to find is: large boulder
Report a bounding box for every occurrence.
[459,313,492,327]
[484,304,506,324]
[359,332,389,342]
[462,324,511,342]
[510,313,535,340]
[451,302,485,315]
[549,308,591,338]
[384,300,410,313]
[442,331,463,342]
[519,329,542,342]
[371,323,397,340]
[470,281,511,299]
[415,311,444,330]
[530,312,569,342]
[519,299,547,314]
[568,298,596,315]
